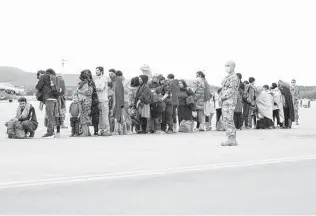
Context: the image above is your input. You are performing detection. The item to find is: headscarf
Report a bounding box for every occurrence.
[79,70,89,89]
[135,75,152,105]
[131,76,140,87]
[139,75,149,84]
[271,83,278,90]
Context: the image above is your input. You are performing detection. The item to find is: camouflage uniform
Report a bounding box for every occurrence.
[290,85,299,122]
[220,72,240,138]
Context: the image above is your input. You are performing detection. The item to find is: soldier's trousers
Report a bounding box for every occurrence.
[222,102,236,138]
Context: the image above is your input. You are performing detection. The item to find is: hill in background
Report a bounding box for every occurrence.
[0,66,80,90]
[0,66,315,98]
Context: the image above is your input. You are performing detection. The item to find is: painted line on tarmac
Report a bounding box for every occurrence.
[1,155,316,189]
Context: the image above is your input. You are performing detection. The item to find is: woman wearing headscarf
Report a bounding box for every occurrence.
[86,70,100,135]
[134,75,152,134]
[76,70,93,136]
[278,80,295,128]
[177,80,195,124]
[194,73,206,131]
[197,71,212,131]
[128,76,141,133]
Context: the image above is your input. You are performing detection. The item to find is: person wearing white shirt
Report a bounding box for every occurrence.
[95,66,111,136]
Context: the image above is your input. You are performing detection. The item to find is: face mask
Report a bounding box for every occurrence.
[225,67,231,73]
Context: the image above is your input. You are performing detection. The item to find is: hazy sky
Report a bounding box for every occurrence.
[1,0,315,86]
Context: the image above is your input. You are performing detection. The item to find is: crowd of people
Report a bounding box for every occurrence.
[5,62,300,146]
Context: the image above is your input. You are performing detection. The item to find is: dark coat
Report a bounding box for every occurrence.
[112,76,125,122]
[35,74,58,102]
[90,81,100,126]
[280,85,295,122]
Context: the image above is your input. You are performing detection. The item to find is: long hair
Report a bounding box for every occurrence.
[179,79,187,90]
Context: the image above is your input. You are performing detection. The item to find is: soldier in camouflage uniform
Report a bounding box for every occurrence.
[220,61,240,146]
[290,79,300,125]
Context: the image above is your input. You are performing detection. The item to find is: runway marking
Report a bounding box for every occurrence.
[1,155,316,189]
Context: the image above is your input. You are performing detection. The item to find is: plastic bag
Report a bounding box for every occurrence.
[179,120,194,133]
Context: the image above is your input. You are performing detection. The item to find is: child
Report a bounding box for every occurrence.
[69,94,81,137]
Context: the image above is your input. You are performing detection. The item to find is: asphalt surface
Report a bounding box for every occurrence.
[1,100,316,214]
[0,159,316,215]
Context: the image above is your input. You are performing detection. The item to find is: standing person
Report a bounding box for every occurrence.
[35,69,61,138]
[134,75,152,134]
[235,73,244,124]
[243,77,257,129]
[86,70,99,136]
[119,71,132,134]
[198,71,212,131]
[234,84,244,130]
[148,75,163,133]
[167,74,180,132]
[159,77,174,134]
[290,79,300,125]
[36,70,46,104]
[128,76,141,133]
[95,66,111,136]
[271,83,284,127]
[76,70,93,136]
[69,94,81,137]
[194,73,206,131]
[177,80,195,124]
[215,88,222,123]
[220,61,240,146]
[278,80,295,129]
[109,69,125,135]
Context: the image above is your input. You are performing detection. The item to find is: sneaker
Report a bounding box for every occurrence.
[54,133,60,138]
[42,133,54,139]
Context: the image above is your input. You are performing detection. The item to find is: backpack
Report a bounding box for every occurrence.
[50,75,66,96]
[5,119,26,139]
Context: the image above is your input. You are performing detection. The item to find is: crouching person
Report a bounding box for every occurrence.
[5,97,38,139]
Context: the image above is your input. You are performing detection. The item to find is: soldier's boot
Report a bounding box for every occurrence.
[221,136,238,146]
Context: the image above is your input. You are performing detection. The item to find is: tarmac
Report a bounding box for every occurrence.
[0,100,315,214]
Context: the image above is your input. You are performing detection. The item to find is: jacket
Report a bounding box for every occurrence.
[36,74,58,102]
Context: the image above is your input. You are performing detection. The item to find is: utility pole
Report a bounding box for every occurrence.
[61,59,68,75]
